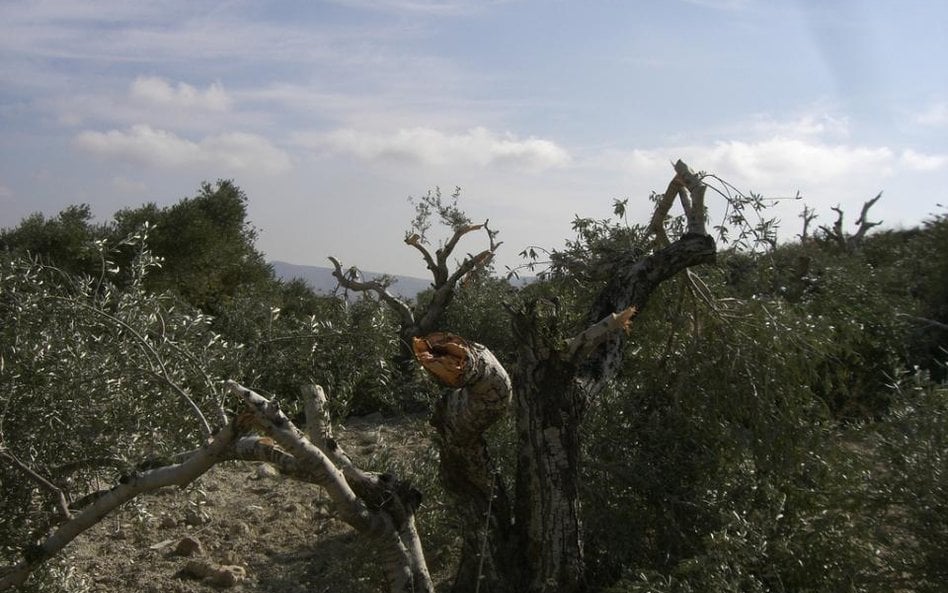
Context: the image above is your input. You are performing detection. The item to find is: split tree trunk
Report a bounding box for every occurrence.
[511,232,716,592]
[414,333,518,592]
[511,162,714,592]
[416,161,716,592]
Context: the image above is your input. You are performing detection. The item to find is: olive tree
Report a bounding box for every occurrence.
[2,161,717,593]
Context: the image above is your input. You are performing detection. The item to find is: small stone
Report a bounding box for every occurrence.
[160,516,178,529]
[149,539,175,551]
[172,536,204,557]
[210,565,247,587]
[180,560,209,579]
[255,463,280,479]
[230,521,253,537]
[180,560,246,588]
[183,507,210,526]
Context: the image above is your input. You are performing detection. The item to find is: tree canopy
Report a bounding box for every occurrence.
[1,175,946,593]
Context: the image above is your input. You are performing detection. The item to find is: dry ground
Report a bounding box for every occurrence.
[49,414,460,593]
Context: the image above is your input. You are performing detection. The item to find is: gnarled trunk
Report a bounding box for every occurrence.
[513,351,586,592]
[414,333,518,592]
[417,160,716,593]
[509,232,716,592]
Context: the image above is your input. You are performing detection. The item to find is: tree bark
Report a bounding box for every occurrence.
[0,423,240,590]
[403,161,715,592]
[509,161,716,593]
[512,336,586,593]
[228,382,434,593]
[330,221,501,381]
[413,333,517,593]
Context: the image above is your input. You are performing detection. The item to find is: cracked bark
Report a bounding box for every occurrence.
[410,160,716,593]
[413,333,517,593]
[510,160,716,593]
[227,382,433,593]
[329,221,501,377]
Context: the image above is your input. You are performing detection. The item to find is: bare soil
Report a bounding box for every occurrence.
[52,414,459,593]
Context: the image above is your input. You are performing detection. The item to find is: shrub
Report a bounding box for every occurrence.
[0,231,238,571]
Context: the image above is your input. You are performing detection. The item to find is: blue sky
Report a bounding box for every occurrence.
[2,0,946,276]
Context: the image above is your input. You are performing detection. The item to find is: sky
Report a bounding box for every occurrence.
[1,0,947,277]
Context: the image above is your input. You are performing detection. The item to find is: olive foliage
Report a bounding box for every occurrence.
[1,182,946,593]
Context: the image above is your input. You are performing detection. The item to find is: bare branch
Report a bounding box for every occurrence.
[228,381,378,531]
[852,192,883,243]
[414,223,503,335]
[0,422,239,591]
[817,204,848,248]
[403,233,440,281]
[685,269,718,311]
[675,159,708,236]
[327,256,415,327]
[302,384,334,445]
[226,381,431,593]
[817,193,883,249]
[438,222,486,270]
[299,384,434,590]
[896,313,948,331]
[647,179,681,247]
[406,219,499,291]
[647,160,709,245]
[300,385,368,478]
[799,205,818,243]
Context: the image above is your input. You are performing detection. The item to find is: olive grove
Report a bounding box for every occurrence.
[1,162,946,593]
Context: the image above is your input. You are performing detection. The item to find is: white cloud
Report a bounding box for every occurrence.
[303,126,570,170]
[46,76,266,134]
[748,113,850,139]
[900,149,948,171]
[914,102,948,127]
[74,125,292,175]
[129,76,231,111]
[598,137,894,190]
[238,83,491,131]
[698,138,893,187]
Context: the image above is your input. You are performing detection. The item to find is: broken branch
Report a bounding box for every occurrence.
[0,422,239,591]
[327,256,415,327]
[567,306,638,362]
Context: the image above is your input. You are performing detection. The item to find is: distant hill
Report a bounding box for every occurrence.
[270,260,433,299]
